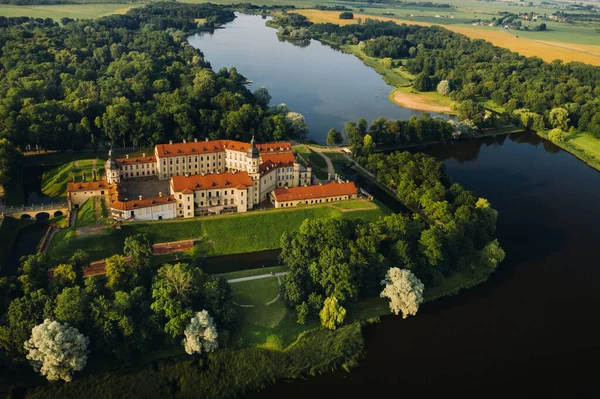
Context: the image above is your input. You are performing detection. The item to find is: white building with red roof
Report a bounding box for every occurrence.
[271,181,358,208]
[106,136,312,211]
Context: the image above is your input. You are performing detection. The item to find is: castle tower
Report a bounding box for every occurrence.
[246,134,260,175]
[105,145,120,184]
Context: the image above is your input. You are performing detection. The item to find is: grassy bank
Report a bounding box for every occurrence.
[341,44,411,88]
[538,129,600,172]
[47,201,388,265]
[41,160,104,199]
[26,322,364,399]
[75,198,96,228]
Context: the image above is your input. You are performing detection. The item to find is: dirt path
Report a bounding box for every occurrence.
[228,272,288,284]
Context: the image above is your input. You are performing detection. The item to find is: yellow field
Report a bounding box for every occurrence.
[295,10,600,66]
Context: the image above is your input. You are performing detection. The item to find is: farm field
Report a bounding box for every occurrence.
[0,4,138,19]
[294,9,600,65]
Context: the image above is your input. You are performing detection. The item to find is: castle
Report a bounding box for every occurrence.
[66,138,358,221]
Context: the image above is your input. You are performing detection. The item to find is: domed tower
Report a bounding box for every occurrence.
[246,135,260,174]
[105,145,120,184]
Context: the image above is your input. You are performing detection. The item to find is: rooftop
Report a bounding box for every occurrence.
[67,180,110,192]
[110,194,175,211]
[171,171,253,192]
[155,139,293,158]
[116,155,156,165]
[273,182,357,202]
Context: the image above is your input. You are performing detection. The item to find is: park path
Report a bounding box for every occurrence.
[292,141,342,180]
[230,273,287,308]
[227,272,288,284]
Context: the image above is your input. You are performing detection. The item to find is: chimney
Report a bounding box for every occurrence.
[142,153,146,157]
[159,192,163,197]
[183,139,187,144]
[194,138,198,142]
[205,137,209,142]
[185,173,189,178]
[126,154,129,159]
[169,140,173,145]
[72,173,76,182]
[139,195,143,201]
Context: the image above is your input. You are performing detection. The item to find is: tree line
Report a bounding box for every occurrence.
[342,114,454,155]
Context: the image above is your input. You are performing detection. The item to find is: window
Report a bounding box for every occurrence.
[179,195,182,199]
[187,205,190,210]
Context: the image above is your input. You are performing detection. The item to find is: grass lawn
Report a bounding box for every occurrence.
[329,199,376,210]
[76,198,96,228]
[46,202,388,265]
[228,272,316,349]
[41,160,104,199]
[294,145,327,169]
[566,131,600,162]
[0,4,139,19]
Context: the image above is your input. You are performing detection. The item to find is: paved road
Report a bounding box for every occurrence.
[228,272,288,284]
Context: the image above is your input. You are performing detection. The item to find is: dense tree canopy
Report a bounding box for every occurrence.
[0,4,306,155]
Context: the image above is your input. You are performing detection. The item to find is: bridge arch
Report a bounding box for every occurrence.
[20,214,32,220]
[53,210,63,217]
[35,212,50,221]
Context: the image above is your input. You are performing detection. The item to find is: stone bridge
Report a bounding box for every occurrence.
[2,203,69,220]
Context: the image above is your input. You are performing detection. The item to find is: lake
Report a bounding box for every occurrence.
[187,14,440,144]
[188,14,600,397]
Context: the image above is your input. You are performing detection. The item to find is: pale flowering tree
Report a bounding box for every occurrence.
[380,268,425,319]
[182,310,219,355]
[24,319,90,382]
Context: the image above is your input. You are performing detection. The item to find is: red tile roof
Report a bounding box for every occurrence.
[110,194,175,211]
[273,182,357,202]
[259,153,296,174]
[116,156,156,165]
[155,140,293,158]
[171,171,253,193]
[67,180,110,192]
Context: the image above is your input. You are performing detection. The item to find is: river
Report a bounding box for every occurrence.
[189,15,600,396]
[187,14,440,144]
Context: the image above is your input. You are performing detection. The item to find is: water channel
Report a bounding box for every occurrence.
[189,14,600,396]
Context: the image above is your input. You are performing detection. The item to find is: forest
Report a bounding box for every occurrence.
[272,15,600,137]
[280,150,504,324]
[0,3,311,187]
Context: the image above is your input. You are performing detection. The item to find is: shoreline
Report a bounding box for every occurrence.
[388,87,455,114]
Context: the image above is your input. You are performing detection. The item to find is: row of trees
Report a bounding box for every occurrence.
[343,114,454,155]
[0,234,233,383]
